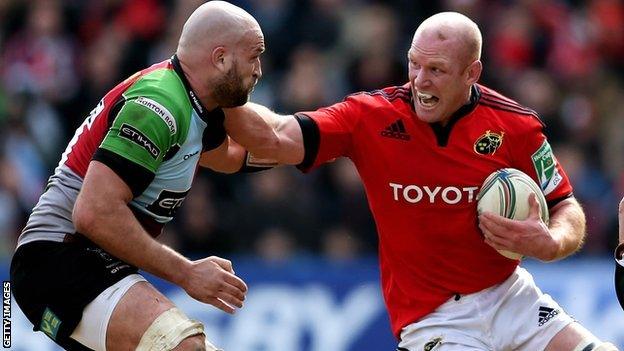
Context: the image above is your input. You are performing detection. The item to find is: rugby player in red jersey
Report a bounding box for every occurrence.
[226,11,618,351]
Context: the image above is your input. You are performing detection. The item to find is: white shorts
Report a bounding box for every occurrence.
[398,267,574,351]
[70,274,146,351]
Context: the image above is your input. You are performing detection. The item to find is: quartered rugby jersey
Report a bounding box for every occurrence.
[18,55,225,246]
[295,83,573,337]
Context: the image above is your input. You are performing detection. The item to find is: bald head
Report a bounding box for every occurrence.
[174,2,265,110]
[177,1,261,59]
[413,12,482,64]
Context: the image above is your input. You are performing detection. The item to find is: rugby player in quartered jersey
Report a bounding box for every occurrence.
[19,55,227,245]
[10,2,267,350]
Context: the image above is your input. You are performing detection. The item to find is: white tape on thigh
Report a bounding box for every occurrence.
[135,308,204,351]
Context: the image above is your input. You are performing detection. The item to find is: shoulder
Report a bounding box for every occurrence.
[122,65,192,134]
[347,84,411,103]
[476,84,544,128]
[342,84,411,113]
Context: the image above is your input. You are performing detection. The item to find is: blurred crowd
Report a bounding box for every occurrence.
[0,0,622,261]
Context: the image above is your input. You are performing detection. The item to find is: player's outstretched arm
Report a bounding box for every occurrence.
[73,161,247,313]
[224,103,305,165]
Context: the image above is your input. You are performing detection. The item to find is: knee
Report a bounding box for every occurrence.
[173,334,206,351]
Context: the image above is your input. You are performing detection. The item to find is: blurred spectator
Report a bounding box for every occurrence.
[322,226,361,261]
[2,0,78,102]
[317,159,377,252]
[230,167,319,252]
[175,175,235,256]
[254,227,296,263]
[279,45,333,111]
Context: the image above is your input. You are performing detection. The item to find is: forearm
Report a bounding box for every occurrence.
[74,198,191,286]
[224,104,304,165]
[547,198,586,261]
[224,103,280,158]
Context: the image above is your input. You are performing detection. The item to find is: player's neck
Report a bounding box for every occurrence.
[177,59,220,111]
[185,73,219,111]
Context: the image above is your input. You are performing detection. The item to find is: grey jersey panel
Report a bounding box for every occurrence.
[130,110,206,222]
[18,111,209,246]
[17,166,82,247]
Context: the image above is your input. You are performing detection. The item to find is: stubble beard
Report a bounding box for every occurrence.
[213,65,251,108]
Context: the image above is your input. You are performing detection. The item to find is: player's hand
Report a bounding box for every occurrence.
[478,193,557,261]
[181,256,248,314]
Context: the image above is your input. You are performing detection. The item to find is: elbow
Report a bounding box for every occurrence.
[72,197,98,235]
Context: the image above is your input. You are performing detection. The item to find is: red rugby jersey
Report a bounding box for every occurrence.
[295,83,573,337]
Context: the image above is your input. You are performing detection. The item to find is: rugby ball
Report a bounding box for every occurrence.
[476,168,549,260]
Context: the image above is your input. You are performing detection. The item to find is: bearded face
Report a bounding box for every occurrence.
[212,61,255,108]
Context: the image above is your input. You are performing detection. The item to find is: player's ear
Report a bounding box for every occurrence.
[211,46,231,73]
[466,60,482,85]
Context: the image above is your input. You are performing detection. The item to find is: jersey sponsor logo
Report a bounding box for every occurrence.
[389,183,479,205]
[531,140,563,195]
[40,307,62,340]
[537,306,559,326]
[474,130,504,155]
[189,90,203,114]
[133,96,177,134]
[381,119,411,140]
[183,150,200,160]
[146,189,190,218]
[119,123,161,159]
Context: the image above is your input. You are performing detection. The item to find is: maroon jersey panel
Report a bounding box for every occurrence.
[60,60,171,177]
[298,83,573,336]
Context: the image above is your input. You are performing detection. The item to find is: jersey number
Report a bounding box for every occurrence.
[57,99,104,167]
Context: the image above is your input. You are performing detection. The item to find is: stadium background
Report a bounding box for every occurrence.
[0,0,623,349]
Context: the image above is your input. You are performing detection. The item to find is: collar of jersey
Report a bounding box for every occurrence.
[424,84,481,147]
[170,54,224,123]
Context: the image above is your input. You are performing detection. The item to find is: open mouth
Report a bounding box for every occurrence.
[416,92,439,108]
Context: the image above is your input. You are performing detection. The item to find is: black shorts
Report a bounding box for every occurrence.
[10,239,139,350]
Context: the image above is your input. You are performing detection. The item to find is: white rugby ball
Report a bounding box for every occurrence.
[476,168,549,260]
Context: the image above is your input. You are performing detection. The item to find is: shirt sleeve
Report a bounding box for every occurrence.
[514,117,573,207]
[295,95,363,172]
[94,97,176,196]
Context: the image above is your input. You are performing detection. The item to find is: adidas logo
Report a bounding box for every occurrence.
[381,119,411,140]
[538,306,559,326]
